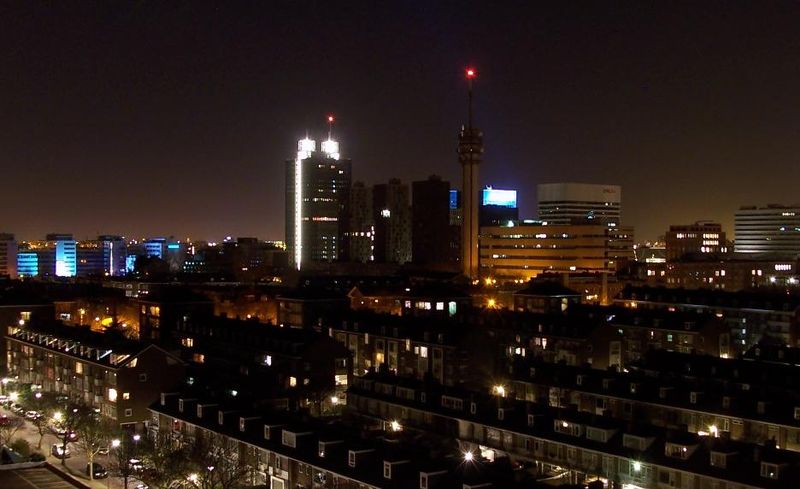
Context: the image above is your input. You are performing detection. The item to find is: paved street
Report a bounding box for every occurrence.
[1,407,144,489]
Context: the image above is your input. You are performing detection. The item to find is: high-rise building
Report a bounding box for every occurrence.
[458,68,483,279]
[372,179,411,264]
[537,183,622,225]
[285,133,352,269]
[479,186,519,226]
[342,181,374,263]
[0,233,17,278]
[479,222,634,280]
[412,175,451,265]
[735,205,800,254]
[665,222,727,261]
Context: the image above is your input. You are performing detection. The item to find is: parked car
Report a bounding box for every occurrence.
[10,403,24,414]
[25,410,42,420]
[52,428,79,441]
[51,443,70,459]
[129,458,144,471]
[86,462,108,478]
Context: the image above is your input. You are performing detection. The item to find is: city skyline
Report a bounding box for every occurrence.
[3,2,800,241]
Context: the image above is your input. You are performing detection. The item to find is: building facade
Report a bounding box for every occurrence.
[479,223,634,281]
[665,222,727,261]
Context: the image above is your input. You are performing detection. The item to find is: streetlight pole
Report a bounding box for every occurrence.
[109,438,120,489]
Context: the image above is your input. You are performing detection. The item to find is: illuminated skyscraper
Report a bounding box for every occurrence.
[285,119,352,269]
[457,68,483,279]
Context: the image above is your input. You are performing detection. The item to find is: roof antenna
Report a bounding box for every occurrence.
[327,114,335,140]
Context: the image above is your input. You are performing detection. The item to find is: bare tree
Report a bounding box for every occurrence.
[186,432,253,489]
[137,430,193,489]
[108,435,140,489]
[76,416,114,479]
[52,403,92,466]
[0,416,25,446]
[20,390,56,449]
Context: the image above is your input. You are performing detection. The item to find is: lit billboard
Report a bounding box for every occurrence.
[482,187,517,208]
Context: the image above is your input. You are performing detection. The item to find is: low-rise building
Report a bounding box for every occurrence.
[349,371,800,488]
[6,322,185,428]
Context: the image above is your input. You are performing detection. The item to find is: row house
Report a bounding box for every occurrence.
[6,322,185,428]
[348,372,800,489]
[506,351,800,453]
[616,285,800,353]
[151,391,526,489]
[328,310,508,390]
[175,316,351,415]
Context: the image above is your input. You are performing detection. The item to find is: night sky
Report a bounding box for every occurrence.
[2,1,799,242]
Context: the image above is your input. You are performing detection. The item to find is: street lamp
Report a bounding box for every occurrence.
[9,391,19,402]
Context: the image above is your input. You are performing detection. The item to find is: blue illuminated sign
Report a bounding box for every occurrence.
[482,187,517,208]
[167,243,180,250]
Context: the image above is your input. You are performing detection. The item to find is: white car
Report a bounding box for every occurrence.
[51,444,71,459]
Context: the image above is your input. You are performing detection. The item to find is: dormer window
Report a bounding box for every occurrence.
[602,379,611,390]
[761,462,780,480]
[757,401,766,415]
[348,451,356,468]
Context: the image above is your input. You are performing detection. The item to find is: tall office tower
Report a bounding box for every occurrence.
[0,234,17,278]
[479,186,519,226]
[537,183,622,225]
[342,181,374,263]
[665,222,727,261]
[735,205,800,254]
[285,121,352,269]
[412,175,451,265]
[457,68,483,279]
[98,235,127,276]
[372,178,411,264]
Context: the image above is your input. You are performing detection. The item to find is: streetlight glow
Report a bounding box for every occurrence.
[463,451,474,462]
[111,439,121,448]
